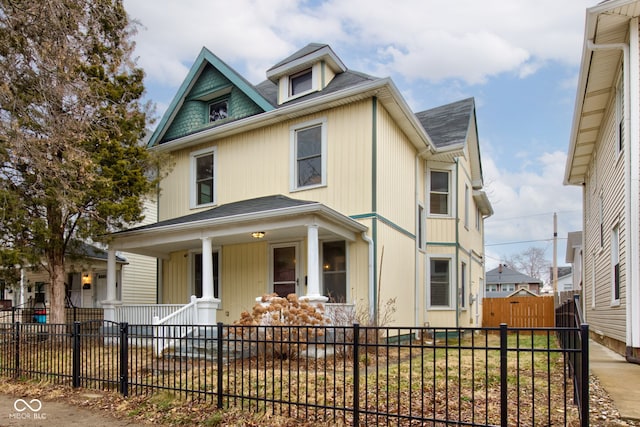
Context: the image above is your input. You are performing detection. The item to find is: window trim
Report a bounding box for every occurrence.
[189,249,221,300]
[290,118,327,191]
[428,168,452,217]
[289,68,313,97]
[616,73,624,156]
[190,147,217,209]
[417,204,425,251]
[428,255,454,309]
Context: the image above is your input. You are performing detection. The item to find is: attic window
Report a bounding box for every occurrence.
[290,68,312,96]
[209,100,228,122]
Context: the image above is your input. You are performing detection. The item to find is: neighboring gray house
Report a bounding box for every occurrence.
[485,265,542,298]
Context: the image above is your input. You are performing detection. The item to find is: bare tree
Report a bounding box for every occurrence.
[502,247,550,283]
[0,0,164,323]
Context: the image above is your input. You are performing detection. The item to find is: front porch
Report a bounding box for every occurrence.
[105,195,370,327]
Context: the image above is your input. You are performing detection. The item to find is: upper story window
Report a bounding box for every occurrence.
[209,100,228,123]
[290,68,313,97]
[290,118,326,191]
[429,170,450,215]
[190,147,217,208]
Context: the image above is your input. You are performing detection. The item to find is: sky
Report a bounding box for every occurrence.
[122,0,601,278]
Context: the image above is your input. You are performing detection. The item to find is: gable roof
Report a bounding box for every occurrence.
[416,98,474,150]
[147,47,275,148]
[486,265,542,285]
[266,43,347,83]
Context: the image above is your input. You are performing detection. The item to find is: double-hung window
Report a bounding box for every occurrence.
[291,119,326,190]
[429,257,451,307]
[191,147,217,208]
[430,170,450,215]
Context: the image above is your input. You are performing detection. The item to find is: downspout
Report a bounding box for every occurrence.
[587,35,640,362]
[455,159,460,328]
[362,231,375,323]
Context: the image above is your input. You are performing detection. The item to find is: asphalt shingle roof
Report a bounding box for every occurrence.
[485,265,542,285]
[415,98,474,149]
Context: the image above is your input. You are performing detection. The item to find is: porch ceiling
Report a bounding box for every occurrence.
[109,195,368,258]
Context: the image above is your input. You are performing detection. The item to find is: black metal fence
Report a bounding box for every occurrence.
[0,318,588,426]
[0,307,104,325]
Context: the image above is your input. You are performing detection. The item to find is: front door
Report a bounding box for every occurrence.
[272,244,299,297]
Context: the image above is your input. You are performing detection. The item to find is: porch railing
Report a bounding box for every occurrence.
[152,295,198,356]
[113,303,185,325]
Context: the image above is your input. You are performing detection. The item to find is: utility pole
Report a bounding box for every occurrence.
[553,212,558,294]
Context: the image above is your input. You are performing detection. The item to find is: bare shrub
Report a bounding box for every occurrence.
[233,294,329,360]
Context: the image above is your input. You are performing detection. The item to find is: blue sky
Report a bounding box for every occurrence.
[123,0,600,276]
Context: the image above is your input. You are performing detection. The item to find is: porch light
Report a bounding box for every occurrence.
[82,273,92,290]
[251,231,265,239]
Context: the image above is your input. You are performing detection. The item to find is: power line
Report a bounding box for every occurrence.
[486,237,568,247]
[486,210,581,222]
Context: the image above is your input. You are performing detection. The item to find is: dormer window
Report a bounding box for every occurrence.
[209,100,228,122]
[290,68,312,97]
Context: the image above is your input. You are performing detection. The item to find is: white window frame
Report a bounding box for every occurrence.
[188,248,222,300]
[289,68,313,97]
[428,255,454,309]
[502,283,515,292]
[428,168,452,217]
[460,261,467,309]
[190,147,217,209]
[290,118,327,191]
[611,224,620,306]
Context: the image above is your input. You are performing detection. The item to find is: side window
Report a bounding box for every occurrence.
[322,241,347,302]
[616,74,624,154]
[291,119,326,190]
[429,170,450,215]
[612,225,620,304]
[191,147,217,208]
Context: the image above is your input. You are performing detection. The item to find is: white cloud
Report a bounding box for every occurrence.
[125,0,600,88]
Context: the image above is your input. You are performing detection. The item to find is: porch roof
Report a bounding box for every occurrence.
[109,195,368,258]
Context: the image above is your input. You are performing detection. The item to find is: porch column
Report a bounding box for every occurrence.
[197,237,220,325]
[103,248,121,322]
[302,224,328,303]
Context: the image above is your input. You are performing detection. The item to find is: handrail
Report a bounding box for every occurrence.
[152,295,198,356]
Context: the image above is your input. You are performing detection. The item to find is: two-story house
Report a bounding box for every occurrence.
[104,43,492,328]
[565,0,640,361]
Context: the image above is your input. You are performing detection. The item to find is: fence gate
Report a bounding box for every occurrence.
[74,320,124,393]
[482,296,555,328]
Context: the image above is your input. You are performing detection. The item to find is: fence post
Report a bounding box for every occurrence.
[353,323,360,427]
[500,323,508,427]
[14,322,20,378]
[120,322,129,397]
[72,322,81,388]
[217,322,223,410]
[580,323,589,427]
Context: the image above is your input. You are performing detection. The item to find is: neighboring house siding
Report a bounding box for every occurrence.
[584,75,627,343]
[120,198,157,304]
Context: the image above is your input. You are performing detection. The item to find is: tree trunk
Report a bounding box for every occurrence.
[48,254,66,325]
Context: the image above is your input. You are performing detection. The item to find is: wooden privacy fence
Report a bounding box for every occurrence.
[483,296,555,328]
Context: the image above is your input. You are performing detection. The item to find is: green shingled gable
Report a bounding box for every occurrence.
[148,47,273,148]
[162,64,265,142]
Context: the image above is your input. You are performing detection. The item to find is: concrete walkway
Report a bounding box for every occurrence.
[590,340,640,421]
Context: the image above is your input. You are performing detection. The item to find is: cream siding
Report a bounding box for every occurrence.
[158,101,373,221]
[161,251,189,304]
